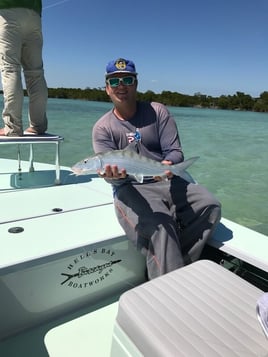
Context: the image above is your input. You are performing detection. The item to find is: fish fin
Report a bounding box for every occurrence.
[134,173,144,183]
[173,156,199,172]
[182,156,199,168]
[179,170,197,183]
[171,156,199,182]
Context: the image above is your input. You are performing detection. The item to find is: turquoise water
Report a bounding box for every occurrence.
[1,97,267,236]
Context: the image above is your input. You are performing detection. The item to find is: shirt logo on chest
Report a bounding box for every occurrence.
[126,129,141,143]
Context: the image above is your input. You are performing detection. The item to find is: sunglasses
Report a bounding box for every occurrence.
[106,76,136,87]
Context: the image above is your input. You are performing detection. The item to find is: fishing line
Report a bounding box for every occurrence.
[43,0,72,10]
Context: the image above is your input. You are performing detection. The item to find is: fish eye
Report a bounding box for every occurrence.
[84,159,88,163]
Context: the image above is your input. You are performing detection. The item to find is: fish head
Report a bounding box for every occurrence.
[71,155,102,175]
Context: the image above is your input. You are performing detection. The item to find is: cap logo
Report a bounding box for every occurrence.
[115,59,127,70]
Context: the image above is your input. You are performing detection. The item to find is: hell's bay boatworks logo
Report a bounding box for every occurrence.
[60,247,121,289]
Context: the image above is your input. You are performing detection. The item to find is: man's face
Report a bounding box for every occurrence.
[105,74,137,104]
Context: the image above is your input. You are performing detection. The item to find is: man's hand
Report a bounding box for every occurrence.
[162,160,173,179]
[98,164,127,179]
[161,160,172,165]
[153,160,173,181]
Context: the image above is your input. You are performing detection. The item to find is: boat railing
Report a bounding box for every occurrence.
[0,134,64,184]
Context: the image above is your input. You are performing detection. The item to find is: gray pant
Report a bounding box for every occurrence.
[114,177,221,279]
[0,8,47,136]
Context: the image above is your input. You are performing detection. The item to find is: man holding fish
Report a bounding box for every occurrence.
[91,58,221,279]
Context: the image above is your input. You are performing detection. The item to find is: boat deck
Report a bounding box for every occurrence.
[0,158,268,356]
[0,159,146,349]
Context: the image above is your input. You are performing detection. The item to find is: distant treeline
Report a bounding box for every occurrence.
[47,87,268,112]
[1,88,268,112]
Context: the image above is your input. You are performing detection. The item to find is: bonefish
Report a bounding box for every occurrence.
[72,149,199,183]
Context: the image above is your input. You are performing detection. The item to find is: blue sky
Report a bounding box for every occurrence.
[41,0,267,97]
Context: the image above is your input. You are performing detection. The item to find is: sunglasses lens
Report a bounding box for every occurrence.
[122,77,135,85]
[108,78,120,87]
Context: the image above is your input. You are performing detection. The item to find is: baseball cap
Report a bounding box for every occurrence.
[105,58,137,78]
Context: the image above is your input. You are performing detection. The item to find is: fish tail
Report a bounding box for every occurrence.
[172,156,199,175]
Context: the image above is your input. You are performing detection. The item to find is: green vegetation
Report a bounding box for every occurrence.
[46,87,268,112]
[2,88,268,112]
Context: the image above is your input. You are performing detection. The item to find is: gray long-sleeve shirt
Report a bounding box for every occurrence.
[92,101,184,164]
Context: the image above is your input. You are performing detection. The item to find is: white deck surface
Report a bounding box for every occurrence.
[0,178,113,224]
[0,159,126,272]
[45,302,119,357]
[0,204,126,271]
